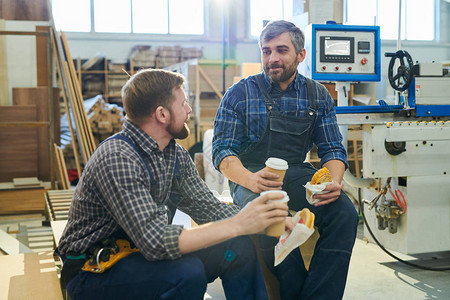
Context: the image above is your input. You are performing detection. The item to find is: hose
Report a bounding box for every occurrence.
[358,192,450,271]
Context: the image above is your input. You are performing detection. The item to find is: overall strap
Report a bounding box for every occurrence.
[106,134,181,182]
[105,134,156,184]
[305,77,319,112]
[255,74,275,109]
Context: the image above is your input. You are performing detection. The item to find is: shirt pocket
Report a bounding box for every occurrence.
[270,113,311,136]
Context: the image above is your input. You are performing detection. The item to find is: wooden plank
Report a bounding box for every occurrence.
[61,32,96,157]
[47,190,74,196]
[57,145,70,189]
[53,144,64,189]
[13,177,41,187]
[63,61,89,163]
[0,105,39,181]
[0,229,33,254]
[50,28,82,176]
[0,251,63,300]
[52,206,70,211]
[0,20,7,106]
[0,187,48,214]
[198,65,223,99]
[35,26,49,86]
[53,144,70,189]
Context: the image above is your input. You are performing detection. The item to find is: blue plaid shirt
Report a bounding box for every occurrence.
[212,72,348,169]
[59,119,239,261]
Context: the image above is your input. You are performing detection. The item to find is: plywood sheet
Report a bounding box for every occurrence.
[13,87,60,181]
[0,251,63,300]
[0,105,39,181]
[0,187,47,214]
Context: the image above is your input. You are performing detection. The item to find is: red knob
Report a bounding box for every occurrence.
[361,58,368,65]
[335,66,339,71]
[322,66,326,70]
[348,67,352,71]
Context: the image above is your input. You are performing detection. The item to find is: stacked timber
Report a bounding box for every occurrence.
[156,45,181,68]
[130,45,156,69]
[61,96,124,169]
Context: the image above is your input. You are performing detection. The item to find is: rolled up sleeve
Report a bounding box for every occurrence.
[314,90,349,169]
[212,86,244,171]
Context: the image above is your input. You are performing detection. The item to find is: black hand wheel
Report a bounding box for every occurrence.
[385,50,414,92]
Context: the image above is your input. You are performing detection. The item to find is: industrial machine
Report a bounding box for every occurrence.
[301,22,450,256]
[355,55,450,255]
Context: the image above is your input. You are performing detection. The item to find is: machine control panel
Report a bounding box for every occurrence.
[302,24,381,82]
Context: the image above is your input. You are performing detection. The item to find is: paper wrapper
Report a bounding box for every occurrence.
[274,211,315,266]
[303,181,333,205]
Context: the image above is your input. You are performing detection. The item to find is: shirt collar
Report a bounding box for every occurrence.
[122,118,175,156]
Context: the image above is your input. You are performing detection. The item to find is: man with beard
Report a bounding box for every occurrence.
[213,20,358,299]
[57,69,290,300]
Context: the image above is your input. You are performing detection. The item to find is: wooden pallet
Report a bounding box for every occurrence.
[44,190,74,222]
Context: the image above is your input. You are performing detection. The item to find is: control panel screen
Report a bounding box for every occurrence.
[325,39,350,56]
[320,37,354,63]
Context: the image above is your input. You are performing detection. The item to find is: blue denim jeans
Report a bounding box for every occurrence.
[66,236,268,300]
[230,163,359,300]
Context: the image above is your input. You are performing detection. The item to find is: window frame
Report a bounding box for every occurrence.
[344,0,439,42]
[52,0,206,37]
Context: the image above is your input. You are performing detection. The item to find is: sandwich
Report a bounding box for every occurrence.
[298,208,315,229]
[310,167,332,185]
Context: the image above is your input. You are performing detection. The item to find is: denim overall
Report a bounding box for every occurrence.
[229,74,358,300]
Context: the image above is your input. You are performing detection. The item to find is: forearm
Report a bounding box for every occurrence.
[219,155,253,188]
[178,218,241,254]
[178,191,290,254]
[323,159,345,184]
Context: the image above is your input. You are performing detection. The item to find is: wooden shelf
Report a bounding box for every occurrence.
[75,57,136,103]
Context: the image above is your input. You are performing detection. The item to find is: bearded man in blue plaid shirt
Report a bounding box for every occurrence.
[57,69,290,300]
[213,20,359,300]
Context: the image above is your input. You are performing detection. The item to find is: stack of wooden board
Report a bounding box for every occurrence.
[0,179,48,215]
[86,96,124,143]
[44,190,74,222]
[51,28,96,176]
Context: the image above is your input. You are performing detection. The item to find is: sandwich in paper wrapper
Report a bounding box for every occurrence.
[304,167,333,205]
[274,208,315,266]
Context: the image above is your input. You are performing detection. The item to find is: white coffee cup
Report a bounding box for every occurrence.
[260,190,289,237]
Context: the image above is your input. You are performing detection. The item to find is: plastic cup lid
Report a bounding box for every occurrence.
[265,157,288,170]
[260,190,289,203]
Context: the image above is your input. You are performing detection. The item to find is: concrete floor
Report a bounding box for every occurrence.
[204,224,450,300]
[2,214,449,299]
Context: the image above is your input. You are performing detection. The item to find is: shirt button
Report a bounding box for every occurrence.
[159,157,163,161]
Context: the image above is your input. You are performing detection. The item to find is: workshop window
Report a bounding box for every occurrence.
[250,0,293,37]
[346,0,435,41]
[52,0,204,35]
[52,0,91,32]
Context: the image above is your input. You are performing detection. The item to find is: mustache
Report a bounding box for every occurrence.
[268,64,284,69]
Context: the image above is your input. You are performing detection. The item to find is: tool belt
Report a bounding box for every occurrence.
[60,236,139,289]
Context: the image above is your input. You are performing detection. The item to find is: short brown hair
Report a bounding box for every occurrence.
[122,69,185,124]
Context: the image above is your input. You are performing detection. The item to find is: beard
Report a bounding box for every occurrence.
[264,60,298,84]
[168,120,190,140]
